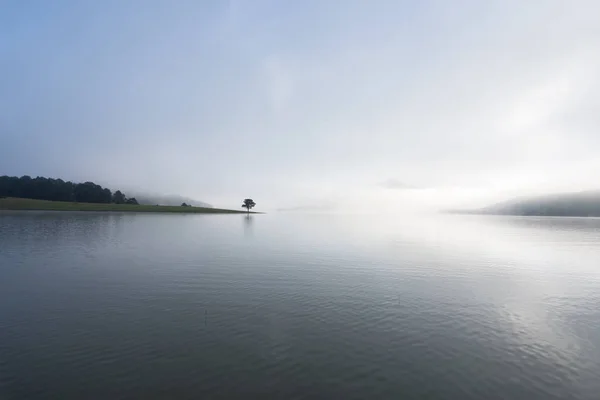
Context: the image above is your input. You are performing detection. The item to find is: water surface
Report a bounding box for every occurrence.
[1,212,599,399]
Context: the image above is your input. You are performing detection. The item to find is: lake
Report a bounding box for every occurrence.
[1,211,599,399]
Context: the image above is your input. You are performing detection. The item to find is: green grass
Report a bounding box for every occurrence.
[0,197,254,214]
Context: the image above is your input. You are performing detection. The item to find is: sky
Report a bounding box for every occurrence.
[1,0,600,212]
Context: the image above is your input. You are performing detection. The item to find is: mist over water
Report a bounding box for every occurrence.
[1,212,599,399]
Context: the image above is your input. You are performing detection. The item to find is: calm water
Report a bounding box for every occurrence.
[1,212,599,399]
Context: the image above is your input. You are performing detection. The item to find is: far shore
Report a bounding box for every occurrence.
[0,197,258,214]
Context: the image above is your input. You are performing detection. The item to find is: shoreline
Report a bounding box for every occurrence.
[0,198,258,214]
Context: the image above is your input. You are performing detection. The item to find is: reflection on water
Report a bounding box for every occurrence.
[244,214,254,237]
[1,211,599,399]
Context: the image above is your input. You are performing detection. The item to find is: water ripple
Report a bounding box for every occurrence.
[1,213,600,399]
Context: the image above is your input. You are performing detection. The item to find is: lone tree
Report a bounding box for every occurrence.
[242,198,256,213]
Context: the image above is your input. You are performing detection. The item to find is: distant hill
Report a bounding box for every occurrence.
[133,193,212,208]
[478,191,600,217]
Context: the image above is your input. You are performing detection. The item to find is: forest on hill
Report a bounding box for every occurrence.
[0,175,138,205]
[480,191,600,217]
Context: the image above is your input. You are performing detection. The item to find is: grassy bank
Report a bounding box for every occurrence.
[0,197,253,214]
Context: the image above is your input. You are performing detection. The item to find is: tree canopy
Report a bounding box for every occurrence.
[0,175,138,205]
[242,198,256,212]
[112,190,126,204]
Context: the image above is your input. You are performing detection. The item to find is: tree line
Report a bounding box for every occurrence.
[0,175,138,205]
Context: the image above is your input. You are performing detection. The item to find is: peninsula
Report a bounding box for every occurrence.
[0,175,252,214]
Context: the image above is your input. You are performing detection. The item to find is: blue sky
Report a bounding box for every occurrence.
[2,1,600,211]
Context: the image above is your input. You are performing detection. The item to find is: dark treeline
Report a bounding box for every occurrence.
[0,175,138,205]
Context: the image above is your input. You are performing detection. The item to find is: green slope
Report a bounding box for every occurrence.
[0,197,252,214]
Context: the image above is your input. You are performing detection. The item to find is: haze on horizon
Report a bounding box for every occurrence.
[2,1,599,213]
